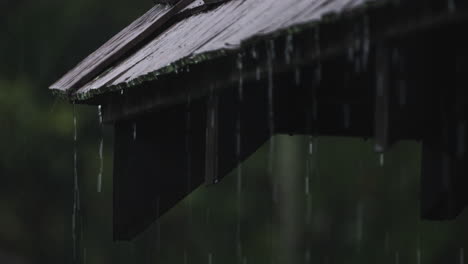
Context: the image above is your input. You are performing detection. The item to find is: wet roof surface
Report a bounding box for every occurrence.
[51,0,373,100]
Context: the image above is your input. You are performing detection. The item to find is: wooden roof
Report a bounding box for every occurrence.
[50,0,374,101]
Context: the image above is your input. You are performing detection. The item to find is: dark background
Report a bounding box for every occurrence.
[1,1,468,264]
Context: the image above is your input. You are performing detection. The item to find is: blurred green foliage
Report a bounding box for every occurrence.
[1,1,468,264]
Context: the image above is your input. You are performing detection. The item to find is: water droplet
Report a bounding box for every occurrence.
[251,47,258,59]
[305,176,310,195]
[356,202,364,249]
[442,154,451,190]
[285,34,293,65]
[308,141,313,155]
[343,104,351,129]
[457,120,466,159]
[379,153,385,166]
[417,248,421,264]
[385,231,390,253]
[97,106,103,193]
[208,253,213,264]
[267,41,275,136]
[97,105,103,124]
[295,67,301,86]
[449,0,456,12]
[133,123,137,140]
[120,89,124,95]
[348,46,354,62]
[398,80,407,107]
[362,16,370,70]
[72,104,80,263]
[460,248,464,264]
[305,250,311,263]
[237,54,244,102]
[97,138,103,193]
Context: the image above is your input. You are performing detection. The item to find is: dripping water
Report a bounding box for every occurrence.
[97,105,103,193]
[449,0,456,12]
[267,39,276,263]
[460,248,465,264]
[314,27,322,83]
[267,40,276,201]
[305,249,311,263]
[398,80,407,107]
[295,67,301,86]
[236,53,244,262]
[285,34,293,65]
[343,104,351,129]
[457,120,466,159]
[362,15,370,70]
[356,202,364,251]
[185,94,192,264]
[72,104,80,263]
[208,253,213,264]
[133,122,137,141]
[237,53,244,101]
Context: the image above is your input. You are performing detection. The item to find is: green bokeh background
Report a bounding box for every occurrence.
[1,1,467,263]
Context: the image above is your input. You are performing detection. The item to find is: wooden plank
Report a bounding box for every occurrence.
[50,0,196,93]
[70,0,370,96]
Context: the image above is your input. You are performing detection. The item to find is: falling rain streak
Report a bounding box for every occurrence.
[97,105,103,193]
[295,67,301,86]
[457,120,466,159]
[72,104,80,263]
[379,153,385,166]
[267,40,276,195]
[449,0,456,12]
[236,53,243,262]
[417,248,421,264]
[133,122,137,140]
[461,248,465,264]
[285,34,293,65]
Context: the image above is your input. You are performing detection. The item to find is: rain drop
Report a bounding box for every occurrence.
[97,105,103,193]
[460,248,464,264]
[362,15,370,70]
[457,120,466,159]
[237,54,244,102]
[285,34,293,65]
[343,104,351,129]
[295,67,301,86]
[398,80,407,107]
[449,0,456,12]
[379,153,385,166]
[356,202,364,249]
[133,122,137,140]
[305,176,310,195]
[417,248,421,264]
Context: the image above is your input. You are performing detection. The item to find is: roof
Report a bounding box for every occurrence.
[50,0,379,101]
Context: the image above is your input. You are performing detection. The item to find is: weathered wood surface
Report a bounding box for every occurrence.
[50,0,197,93]
[52,0,371,97]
